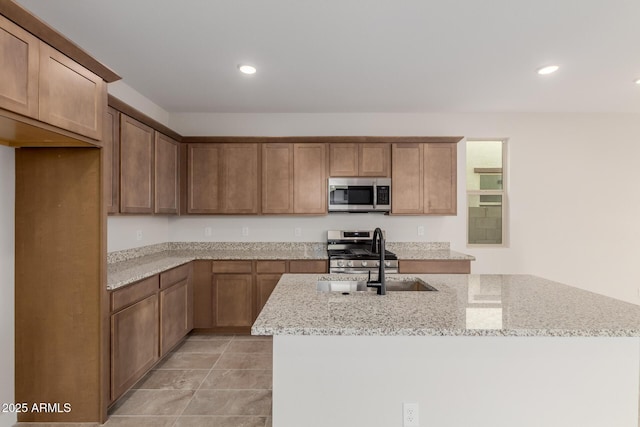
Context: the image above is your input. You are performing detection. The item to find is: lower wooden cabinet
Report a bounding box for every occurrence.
[398,259,470,274]
[192,259,329,333]
[109,263,193,405]
[110,293,159,402]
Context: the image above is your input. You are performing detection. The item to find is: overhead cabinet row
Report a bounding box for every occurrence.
[105,107,179,214]
[0,15,105,143]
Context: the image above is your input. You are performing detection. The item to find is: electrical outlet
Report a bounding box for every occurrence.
[403,402,419,427]
[242,227,249,236]
[417,226,425,236]
[294,227,302,237]
[136,230,143,241]
[204,227,212,237]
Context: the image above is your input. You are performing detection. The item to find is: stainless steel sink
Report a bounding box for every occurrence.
[316,279,437,293]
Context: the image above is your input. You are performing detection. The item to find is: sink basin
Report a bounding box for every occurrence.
[316,279,437,293]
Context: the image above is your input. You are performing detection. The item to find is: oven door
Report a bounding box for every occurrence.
[328,184,374,212]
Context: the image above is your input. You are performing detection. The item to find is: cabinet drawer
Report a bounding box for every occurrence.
[256,260,286,274]
[160,263,191,289]
[212,260,253,274]
[398,260,470,274]
[111,275,159,312]
[289,260,328,273]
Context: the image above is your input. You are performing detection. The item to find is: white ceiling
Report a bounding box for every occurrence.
[15,0,640,114]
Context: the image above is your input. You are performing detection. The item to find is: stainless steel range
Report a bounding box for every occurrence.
[327,230,398,274]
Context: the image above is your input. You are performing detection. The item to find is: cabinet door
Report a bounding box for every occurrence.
[255,274,281,318]
[329,143,358,177]
[213,274,253,327]
[0,15,39,118]
[262,143,293,214]
[221,143,259,213]
[293,143,327,214]
[111,294,159,402]
[424,143,457,215]
[160,279,192,356]
[155,133,179,214]
[288,260,328,273]
[105,107,120,214]
[192,260,213,329]
[359,143,390,177]
[38,43,105,140]
[188,143,221,213]
[391,143,424,214]
[120,115,154,213]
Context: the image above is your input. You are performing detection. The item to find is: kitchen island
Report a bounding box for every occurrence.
[252,274,640,427]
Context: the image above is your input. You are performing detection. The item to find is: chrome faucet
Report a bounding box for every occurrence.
[366,227,386,295]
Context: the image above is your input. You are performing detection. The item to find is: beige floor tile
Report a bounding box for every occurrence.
[182,390,272,416]
[214,353,272,370]
[103,415,177,426]
[201,369,272,390]
[187,333,237,341]
[176,339,231,354]
[174,415,268,427]
[13,424,99,427]
[233,335,273,341]
[156,352,221,369]
[225,341,272,354]
[109,389,194,416]
[133,369,209,390]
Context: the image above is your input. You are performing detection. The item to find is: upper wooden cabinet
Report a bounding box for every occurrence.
[392,143,457,215]
[329,143,390,177]
[0,15,39,119]
[0,15,106,142]
[187,143,259,214]
[38,43,105,140]
[262,143,294,214]
[293,143,327,214]
[155,133,179,214]
[104,107,120,214]
[424,143,457,215]
[120,115,154,214]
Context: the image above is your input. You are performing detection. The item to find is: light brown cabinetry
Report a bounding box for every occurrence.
[0,15,106,141]
[192,259,328,333]
[398,260,470,274]
[38,43,105,140]
[391,143,457,215]
[110,278,159,403]
[293,143,327,214]
[0,14,39,118]
[159,264,193,355]
[105,107,120,213]
[155,133,180,214]
[212,261,254,328]
[329,143,390,177]
[262,143,294,214]
[120,115,155,213]
[187,143,259,214]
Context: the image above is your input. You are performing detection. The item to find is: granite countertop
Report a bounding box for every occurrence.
[251,273,640,337]
[107,241,474,290]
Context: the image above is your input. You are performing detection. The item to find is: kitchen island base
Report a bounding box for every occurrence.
[273,335,639,427]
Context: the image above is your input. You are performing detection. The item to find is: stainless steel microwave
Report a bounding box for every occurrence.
[328,178,391,212]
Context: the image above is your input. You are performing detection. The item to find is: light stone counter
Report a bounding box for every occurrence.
[107,241,474,290]
[252,273,640,337]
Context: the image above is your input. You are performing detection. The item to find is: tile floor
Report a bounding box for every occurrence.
[106,334,273,427]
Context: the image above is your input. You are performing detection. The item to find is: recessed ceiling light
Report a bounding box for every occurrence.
[537,65,559,75]
[238,64,256,75]
[635,78,640,85]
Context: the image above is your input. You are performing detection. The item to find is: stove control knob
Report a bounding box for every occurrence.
[347,260,355,267]
[337,260,345,267]
[361,261,368,267]
[385,261,392,267]
[374,261,380,267]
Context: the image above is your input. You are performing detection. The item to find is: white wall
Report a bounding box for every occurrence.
[0,146,15,427]
[107,216,170,252]
[107,80,171,126]
[165,112,640,304]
